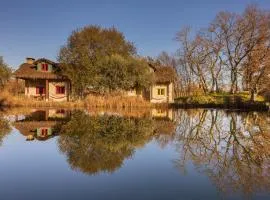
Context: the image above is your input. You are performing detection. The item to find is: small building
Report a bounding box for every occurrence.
[14,58,71,101]
[125,64,176,103]
[149,65,176,103]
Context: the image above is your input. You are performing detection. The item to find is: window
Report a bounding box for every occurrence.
[41,129,48,137]
[56,86,65,94]
[36,86,45,95]
[41,63,48,71]
[56,109,65,114]
[157,88,165,96]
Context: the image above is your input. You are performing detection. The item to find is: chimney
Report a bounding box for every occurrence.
[26,57,35,64]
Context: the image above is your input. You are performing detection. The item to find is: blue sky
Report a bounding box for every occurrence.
[1,0,269,68]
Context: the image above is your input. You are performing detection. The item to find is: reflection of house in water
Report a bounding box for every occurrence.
[151,109,177,147]
[151,108,175,121]
[13,109,70,141]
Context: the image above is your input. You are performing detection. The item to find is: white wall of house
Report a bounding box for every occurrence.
[151,108,174,120]
[168,82,174,103]
[150,83,174,103]
[48,81,69,102]
[126,89,143,98]
[24,79,69,101]
[25,79,45,98]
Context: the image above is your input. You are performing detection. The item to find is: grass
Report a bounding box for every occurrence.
[0,91,151,109]
[174,92,269,111]
[1,90,269,111]
[84,94,150,108]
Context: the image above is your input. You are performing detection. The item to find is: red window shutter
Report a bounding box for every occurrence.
[36,87,39,94]
[56,86,65,94]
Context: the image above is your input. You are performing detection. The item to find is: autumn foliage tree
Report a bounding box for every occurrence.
[242,6,270,101]
[176,5,270,98]
[58,25,152,97]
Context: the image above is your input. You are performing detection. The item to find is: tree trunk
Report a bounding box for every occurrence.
[250,88,256,102]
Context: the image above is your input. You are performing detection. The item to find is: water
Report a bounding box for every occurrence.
[0,108,269,200]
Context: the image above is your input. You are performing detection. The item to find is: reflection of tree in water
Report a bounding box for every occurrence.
[153,119,177,148]
[58,111,155,175]
[174,109,270,197]
[0,115,11,145]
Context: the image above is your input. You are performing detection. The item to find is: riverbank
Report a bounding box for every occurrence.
[173,93,269,111]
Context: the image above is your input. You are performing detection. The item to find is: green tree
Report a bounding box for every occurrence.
[58,25,151,97]
[0,56,11,88]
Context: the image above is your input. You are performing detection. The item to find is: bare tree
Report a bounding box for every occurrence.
[175,5,270,97]
[176,27,211,94]
[156,51,182,96]
[210,5,270,94]
[241,6,270,101]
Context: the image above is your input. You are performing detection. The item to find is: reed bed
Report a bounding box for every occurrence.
[84,94,151,108]
[0,92,151,109]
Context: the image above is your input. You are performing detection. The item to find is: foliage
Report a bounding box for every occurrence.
[58,25,151,97]
[95,55,153,92]
[175,92,268,110]
[0,117,11,145]
[175,5,270,96]
[0,56,11,88]
[58,111,154,174]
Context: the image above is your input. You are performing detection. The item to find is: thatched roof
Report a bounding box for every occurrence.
[153,66,177,84]
[13,121,58,141]
[14,58,68,80]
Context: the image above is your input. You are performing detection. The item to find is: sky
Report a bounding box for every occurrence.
[1,0,270,69]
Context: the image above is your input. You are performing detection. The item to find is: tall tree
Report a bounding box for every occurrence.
[176,5,270,96]
[58,25,151,97]
[156,52,181,96]
[176,27,211,94]
[241,6,270,101]
[210,6,270,94]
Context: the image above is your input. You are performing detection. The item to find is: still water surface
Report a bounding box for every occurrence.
[0,108,269,200]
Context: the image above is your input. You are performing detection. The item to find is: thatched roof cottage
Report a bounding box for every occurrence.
[14,58,71,101]
[148,64,176,103]
[14,57,176,103]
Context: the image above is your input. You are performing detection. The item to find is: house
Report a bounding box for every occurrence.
[149,64,176,103]
[126,64,176,103]
[14,57,71,101]
[151,108,175,121]
[13,109,70,141]
[14,57,176,103]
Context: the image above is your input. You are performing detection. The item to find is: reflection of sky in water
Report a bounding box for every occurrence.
[0,109,269,200]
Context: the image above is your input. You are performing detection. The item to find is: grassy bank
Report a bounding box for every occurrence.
[174,92,269,111]
[0,92,151,109]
